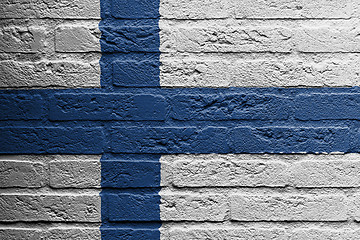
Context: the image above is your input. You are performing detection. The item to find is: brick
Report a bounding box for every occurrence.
[291,229,360,240]
[160,26,293,53]
[48,228,101,240]
[297,27,360,53]
[351,194,360,221]
[0,60,101,88]
[230,194,348,221]
[0,94,44,120]
[0,228,43,240]
[161,194,227,221]
[101,229,159,239]
[110,127,229,153]
[101,26,159,53]
[160,0,230,19]
[0,0,101,19]
[49,160,101,188]
[49,94,166,121]
[160,59,360,87]
[111,0,159,19]
[290,160,360,187]
[0,227,101,240]
[160,59,234,87]
[161,25,360,54]
[0,160,45,188]
[0,194,101,222]
[109,127,352,154]
[0,127,105,154]
[171,158,288,187]
[170,94,291,120]
[233,0,356,19]
[102,193,160,221]
[295,94,360,120]
[0,26,45,53]
[55,25,100,53]
[168,228,287,240]
[112,60,160,87]
[228,127,350,153]
[101,161,160,188]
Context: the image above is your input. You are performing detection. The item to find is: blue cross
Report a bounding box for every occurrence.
[1,0,359,239]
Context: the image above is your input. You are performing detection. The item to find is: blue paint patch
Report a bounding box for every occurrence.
[112,60,160,87]
[294,93,360,120]
[100,154,161,239]
[0,126,105,154]
[1,88,360,154]
[170,93,292,120]
[50,93,166,121]
[111,0,160,19]
[0,94,44,120]
[99,0,161,238]
[101,154,161,188]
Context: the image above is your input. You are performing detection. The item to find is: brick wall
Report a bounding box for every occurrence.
[2,0,360,239]
[0,155,101,239]
[0,0,101,88]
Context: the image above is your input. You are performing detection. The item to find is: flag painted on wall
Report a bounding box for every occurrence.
[1,0,360,239]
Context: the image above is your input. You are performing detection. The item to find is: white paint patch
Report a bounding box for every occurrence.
[159,153,360,238]
[0,155,102,239]
[159,0,360,88]
[0,0,101,89]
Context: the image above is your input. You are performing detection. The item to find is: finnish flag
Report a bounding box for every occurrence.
[1,0,360,239]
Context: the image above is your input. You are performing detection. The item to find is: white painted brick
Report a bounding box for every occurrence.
[0,160,46,188]
[297,27,360,53]
[171,159,287,187]
[0,194,101,222]
[351,195,360,221]
[55,25,100,53]
[160,58,360,87]
[161,25,360,54]
[0,0,101,19]
[168,228,287,240]
[160,59,234,87]
[48,227,101,240]
[160,0,358,20]
[160,26,293,53]
[49,160,101,188]
[233,0,357,19]
[0,60,101,88]
[0,26,45,53]
[160,0,231,19]
[290,160,360,187]
[0,228,43,240]
[160,194,227,221]
[0,227,101,240]
[230,194,348,221]
[291,229,360,240]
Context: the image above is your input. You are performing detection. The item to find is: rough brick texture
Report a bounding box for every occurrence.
[160,154,360,239]
[0,0,101,89]
[159,0,360,87]
[0,0,101,19]
[4,0,360,239]
[161,154,360,188]
[0,155,101,239]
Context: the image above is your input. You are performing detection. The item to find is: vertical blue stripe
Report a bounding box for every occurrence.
[99,0,162,239]
[100,154,161,239]
[99,0,160,89]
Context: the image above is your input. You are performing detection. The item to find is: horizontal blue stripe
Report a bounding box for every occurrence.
[1,89,360,154]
